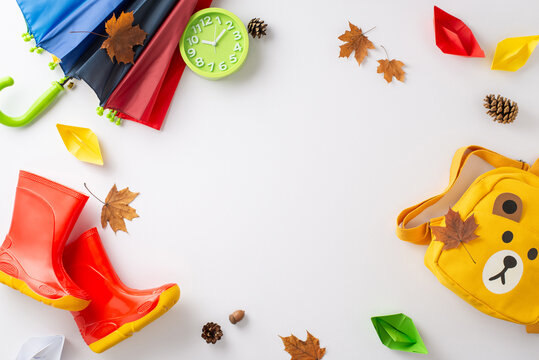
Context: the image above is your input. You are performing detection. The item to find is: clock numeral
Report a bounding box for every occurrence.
[208,62,215,72]
[187,48,196,58]
[203,16,213,26]
[215,16,222,25]
[233,30,241,40]
[191,24,202,34]
[195,57,205,67]
[219,61,228,71]
[226,21,234,30]
[229,54,238,63]
[233,43,242,52]
[186,35,199,46]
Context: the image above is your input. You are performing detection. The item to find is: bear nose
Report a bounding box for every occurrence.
[504,255,517,269]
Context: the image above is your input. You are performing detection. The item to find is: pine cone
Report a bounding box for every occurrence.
[201,322,223,344]
[484,94,518,124]
[247,18,267,38]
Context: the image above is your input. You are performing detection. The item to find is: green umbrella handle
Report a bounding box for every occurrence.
[0,76,64,127]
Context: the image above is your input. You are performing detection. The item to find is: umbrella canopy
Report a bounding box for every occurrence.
[16,0,213,130]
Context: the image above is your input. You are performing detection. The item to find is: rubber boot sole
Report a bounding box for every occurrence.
[0,270,90,311]
[88,284,181,353]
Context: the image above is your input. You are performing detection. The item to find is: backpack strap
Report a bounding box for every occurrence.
[526,323,539,333]
[529,158,539,176]
[396,145,529,245]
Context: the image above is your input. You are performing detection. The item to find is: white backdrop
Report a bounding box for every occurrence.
[0,0,539,359]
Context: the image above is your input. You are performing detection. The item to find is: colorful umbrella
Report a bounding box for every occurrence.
[0,0,212,129]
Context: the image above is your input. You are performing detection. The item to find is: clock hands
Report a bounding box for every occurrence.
[214,29,226,45]
[213,24,217,54]
[200,27,226,50]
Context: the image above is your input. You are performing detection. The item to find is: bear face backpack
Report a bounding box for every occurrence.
[396,145,539,333]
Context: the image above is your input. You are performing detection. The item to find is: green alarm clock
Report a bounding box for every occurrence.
[180,8,249,79]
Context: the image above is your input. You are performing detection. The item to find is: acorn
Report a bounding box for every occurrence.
[229,310,245,324]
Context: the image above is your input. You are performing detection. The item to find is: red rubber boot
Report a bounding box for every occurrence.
[64,228,180,353]
[0,171,91,311]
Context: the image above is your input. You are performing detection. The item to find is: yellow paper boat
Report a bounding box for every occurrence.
[57,124,103,166]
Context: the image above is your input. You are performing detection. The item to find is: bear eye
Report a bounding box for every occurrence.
[502,231,513,243]
[493,193,522,222]
[528,248,538,260]
[503,200,517,214]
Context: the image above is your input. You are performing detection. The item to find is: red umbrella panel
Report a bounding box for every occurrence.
[106,0,213,129]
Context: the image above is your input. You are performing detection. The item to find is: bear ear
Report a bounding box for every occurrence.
[493,193,522,222]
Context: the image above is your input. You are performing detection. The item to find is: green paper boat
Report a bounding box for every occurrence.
[371,313,428,354]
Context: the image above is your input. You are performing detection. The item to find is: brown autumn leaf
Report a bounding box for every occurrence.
[280,331,326,360]
[338,22,375,66]
[377,59,405,83]
[100,184,139,233]
[431,208,478,250]
[101,11,147,64]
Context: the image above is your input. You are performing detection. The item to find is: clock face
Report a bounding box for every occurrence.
[180,8,249,79]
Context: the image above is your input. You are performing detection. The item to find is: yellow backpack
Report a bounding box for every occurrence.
[397,145,539,333]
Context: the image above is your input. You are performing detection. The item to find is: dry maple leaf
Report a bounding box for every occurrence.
[100,184,140,233]
[377,59,405,83]
[338,22,375,66]
[431,208,478,250]
[280,331,326,360]
[101,11,147,64]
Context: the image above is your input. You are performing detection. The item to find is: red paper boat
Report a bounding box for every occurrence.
[433,6,484,57]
